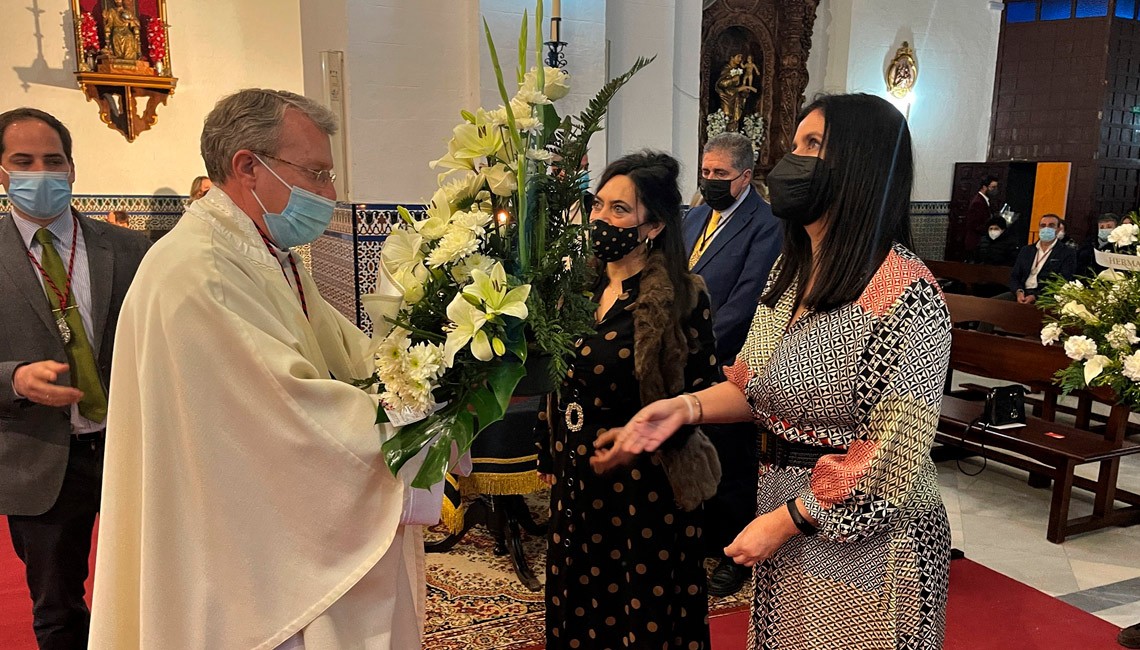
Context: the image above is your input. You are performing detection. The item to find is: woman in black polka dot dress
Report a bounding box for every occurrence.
[537,152,721,650]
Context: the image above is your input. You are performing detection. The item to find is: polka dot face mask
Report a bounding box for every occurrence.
[590,219,643,263]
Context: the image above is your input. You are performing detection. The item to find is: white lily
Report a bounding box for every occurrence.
[463,262,531,320]
[1084,354,1112,384]
[1061,301,1099,324]
[415,189,454,241]
[380,227,425,275]
[443,294,489,367]
[451,123,504,161]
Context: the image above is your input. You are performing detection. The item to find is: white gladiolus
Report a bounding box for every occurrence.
[1106,323,1140,350]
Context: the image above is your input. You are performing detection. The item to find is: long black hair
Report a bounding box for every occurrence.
[595,150,694,320]
[761,93,914,313]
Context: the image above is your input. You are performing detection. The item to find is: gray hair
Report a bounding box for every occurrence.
[704,132,754,173]
[200,88,337,183]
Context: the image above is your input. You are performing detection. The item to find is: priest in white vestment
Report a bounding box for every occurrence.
[90,89,423,649]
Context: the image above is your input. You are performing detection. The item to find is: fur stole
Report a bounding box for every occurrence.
[630,250,722,511]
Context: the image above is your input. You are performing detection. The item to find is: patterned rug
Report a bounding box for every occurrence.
[423,489,751,649]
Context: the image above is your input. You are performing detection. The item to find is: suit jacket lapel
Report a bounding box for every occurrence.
[691,191,758,274]
[0,215,57,335]
[683,205,708,254]
[79,213,115,358]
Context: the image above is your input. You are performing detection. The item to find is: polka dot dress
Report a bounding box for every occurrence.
[538,273,720,650]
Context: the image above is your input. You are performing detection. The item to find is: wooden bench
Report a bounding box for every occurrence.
[939,395,1140,543]
[937,297,1140,542]
[925,259,1012,296]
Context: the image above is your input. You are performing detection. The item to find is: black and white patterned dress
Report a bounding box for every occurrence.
[538,273,720,650]
[724,245,951,649]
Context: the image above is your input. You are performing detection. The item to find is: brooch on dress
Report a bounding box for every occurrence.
[564,402,585,432]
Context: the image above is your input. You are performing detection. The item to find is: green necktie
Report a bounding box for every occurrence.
[34,228,108,423]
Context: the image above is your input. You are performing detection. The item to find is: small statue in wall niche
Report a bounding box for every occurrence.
[742,55,760,90]
[715,53,756,131]
[103,0,142,63]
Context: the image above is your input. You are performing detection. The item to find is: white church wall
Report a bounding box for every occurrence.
[0,0,304,198]
[341,0,480,204]
[805,0,1002,201]
[479,0,609,174]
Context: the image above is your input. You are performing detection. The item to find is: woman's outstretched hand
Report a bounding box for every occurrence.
[590,428,637,474]
[617,396,690,454]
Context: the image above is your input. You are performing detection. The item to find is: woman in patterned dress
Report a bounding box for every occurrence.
[537,151,721,650]
[610,94,952,649]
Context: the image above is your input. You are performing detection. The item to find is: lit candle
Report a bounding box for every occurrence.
[553,0,561,19]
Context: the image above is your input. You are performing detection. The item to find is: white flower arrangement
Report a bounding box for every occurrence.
[704,109,765,162]
[1039,261,1140,406]
[358,2,653,488]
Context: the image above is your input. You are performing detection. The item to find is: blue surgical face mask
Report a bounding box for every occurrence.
[251,155,336,248]
[1099,228,1114,242]
[1,166,72,220]
[1038,227,1057,242]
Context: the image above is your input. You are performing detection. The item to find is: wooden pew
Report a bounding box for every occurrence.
[925,259,1012,295]
[937,297,1140,542]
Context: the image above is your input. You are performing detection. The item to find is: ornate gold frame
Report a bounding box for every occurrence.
[886,41,918,99]
[69,0,177,142]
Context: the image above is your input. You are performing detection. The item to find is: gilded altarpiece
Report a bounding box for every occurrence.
[70,0,177,142]
[701,0,819,179]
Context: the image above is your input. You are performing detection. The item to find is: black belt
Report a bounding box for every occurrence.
[759,430,843,469]
[73,430,105,443]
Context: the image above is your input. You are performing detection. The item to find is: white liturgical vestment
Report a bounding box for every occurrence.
[90,188,423,649]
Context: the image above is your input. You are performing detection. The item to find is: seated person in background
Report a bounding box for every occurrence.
[1078,212,1118,273]
[1010,213,1077,304]
[1056,216,1078,250]
[107,209,130,228]
[969,216,1018,266]
[1124,214,1136,226]
[188,175,211,203]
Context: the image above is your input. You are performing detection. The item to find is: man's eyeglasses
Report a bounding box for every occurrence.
[253,151,337,186]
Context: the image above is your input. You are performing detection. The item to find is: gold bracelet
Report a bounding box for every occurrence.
[683,392,703,425]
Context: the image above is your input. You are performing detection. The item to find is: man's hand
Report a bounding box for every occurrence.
[13,361,83,408]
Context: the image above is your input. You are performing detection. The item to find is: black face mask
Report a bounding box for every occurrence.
[590,219,643,263]
[767,153,832,226]
[698,171,744,211]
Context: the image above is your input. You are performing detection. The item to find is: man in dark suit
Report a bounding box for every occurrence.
[964,175,999,252]
[684,132,782,596]
[0,108,149,649]
[1009,213,1077,303]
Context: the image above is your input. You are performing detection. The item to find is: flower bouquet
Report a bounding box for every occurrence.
[361,2,653,488]
[1038,223,1140,408]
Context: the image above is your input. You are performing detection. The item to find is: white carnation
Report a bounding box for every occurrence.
[1123,350,1140,382]
[1108,223,1140,247]
[1064,335,1098,361]
[1040,323,1063,346]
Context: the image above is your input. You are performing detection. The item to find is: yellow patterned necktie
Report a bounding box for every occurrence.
[34,228,108,422]
[688,210,721,269]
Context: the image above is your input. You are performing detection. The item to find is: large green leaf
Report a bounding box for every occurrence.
[381,410,451,475]
[410,412,473,489]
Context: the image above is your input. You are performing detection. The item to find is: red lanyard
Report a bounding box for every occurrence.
[25,216,79,311]
[253,223,309,319]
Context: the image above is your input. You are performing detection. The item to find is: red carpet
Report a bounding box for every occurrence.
[0,516,96,649]
[0,529,1123,649]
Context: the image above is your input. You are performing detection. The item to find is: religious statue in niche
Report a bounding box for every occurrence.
[104,0,142,64]
[70,0,177,142]
[714,54,756,131]
[886,41,918,99]
[707,52,766,163]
